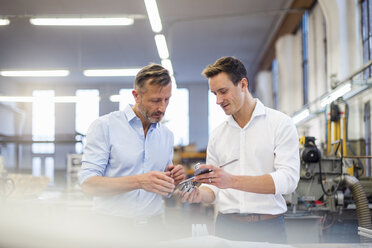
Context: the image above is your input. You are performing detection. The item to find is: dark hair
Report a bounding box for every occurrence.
[202,56,247,86]
[134,64,171,92]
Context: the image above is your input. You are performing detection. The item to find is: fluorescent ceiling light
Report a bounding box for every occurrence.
[30,17,134,26]
[161,59,174,75]
[0,96,34,102]
[154,34,169,59]
[171,75,177,88]
[170,75,178,94]
[110,95,121,102]
[144,0,162,32]
[84,68,141,77]
[0,18,10,25]
[320,83,351,107]
[292,109,310,125]
[54,96,100,103]
[0,70,69,77]
[0,96,100,103]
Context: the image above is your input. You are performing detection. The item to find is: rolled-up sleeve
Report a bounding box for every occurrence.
[270,118,300,195]
[78,118,110,185]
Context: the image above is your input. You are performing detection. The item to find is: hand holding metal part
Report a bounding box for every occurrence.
[176,159,239,197]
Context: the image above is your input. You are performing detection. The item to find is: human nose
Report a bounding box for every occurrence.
[158,100,167,112]
[216,94,223,105]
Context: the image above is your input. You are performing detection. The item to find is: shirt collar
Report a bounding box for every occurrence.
[227,98,266,128]
[124,104,137,122]
[123,104,160,128]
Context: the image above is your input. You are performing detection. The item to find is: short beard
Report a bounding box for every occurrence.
[137,104,163,123]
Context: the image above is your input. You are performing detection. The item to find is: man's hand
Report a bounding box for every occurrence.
[165,164,185,186]
[179,186,202,203]
[138,171,175,196]
[194,164,234,189]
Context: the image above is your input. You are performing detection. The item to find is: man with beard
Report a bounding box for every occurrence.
[78,64,184,222]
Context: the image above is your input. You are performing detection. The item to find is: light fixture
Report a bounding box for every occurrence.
[320,83,351,107]
[144,0,162,32]
[0,18,10,25]
[0,70,70,77]
[0,96,34,102]
[145,0,177,90]
[154,34,169,59]
[54,96,100,103]
[0,96,100,103]
[161,59,174,75]
[29,17,134,26]
[292,109,310,125]
[83,68,141,77]
[109,95,121,102]
[171,75,177,93]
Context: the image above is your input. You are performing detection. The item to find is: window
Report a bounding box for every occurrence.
[32,157,42,177]
[302,11,309,105]
[163,88,189,146]
[119,88,135,110]
[32,90,55,181]
[32,90,55,154]
[75,89,99,153]
[45,157,55,184]
[361,0,372,79]
[208,91,227,136]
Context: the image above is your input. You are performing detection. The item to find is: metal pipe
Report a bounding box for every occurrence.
[343,175,372,243]
[343,155,372,159]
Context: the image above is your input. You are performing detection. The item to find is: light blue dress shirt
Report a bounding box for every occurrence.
[78,104,174,218]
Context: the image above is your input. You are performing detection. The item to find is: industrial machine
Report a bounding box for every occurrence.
[292,99,372,242]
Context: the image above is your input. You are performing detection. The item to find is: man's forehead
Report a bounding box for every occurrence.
[209,85,227,92]
[209,79,233,92]
[142,83,171,95]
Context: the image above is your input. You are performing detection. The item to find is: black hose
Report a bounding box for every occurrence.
[318,159,342,196]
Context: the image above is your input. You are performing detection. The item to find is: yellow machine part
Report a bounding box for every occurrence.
[327,114,353,176]
[299,136,306,146]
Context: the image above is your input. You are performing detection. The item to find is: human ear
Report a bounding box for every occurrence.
[241,78,248,90]
[132,89,140,102]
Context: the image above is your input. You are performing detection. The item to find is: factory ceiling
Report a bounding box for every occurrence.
[0,0,294,86]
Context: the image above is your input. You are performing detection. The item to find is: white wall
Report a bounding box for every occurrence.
[255,71,274,108]
[297,0,370,158]
[308,4,327,104]
[272,0,370,155]
[318,0,362,88]
[275,33,303,115]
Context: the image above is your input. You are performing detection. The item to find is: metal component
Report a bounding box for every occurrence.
[335,191,344,206]
[175,159,239,197]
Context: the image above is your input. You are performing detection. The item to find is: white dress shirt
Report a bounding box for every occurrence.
[203,99,300,215]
